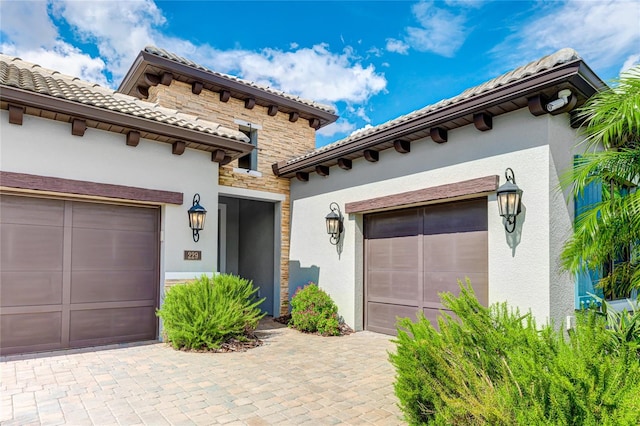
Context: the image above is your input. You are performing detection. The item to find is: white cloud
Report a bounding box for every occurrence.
[367,46,384,57]
[197,44,387,105]
[0,42,108,86]
[386,38,410,55]
[620,53,640,74]
[51,0,166,79]
[1,1,386,113]
[493,0,640,73]
[385,1,468,57]
[349,124,374,136]
[346,105,372,123]
[0,0,58,49]
[317,120,357,137]
[444,0,486,8]
[406,1,467,57]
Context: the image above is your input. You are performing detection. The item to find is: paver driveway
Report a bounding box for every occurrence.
[1,320,404,425]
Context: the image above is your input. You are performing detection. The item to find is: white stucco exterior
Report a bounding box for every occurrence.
[1,111,220,292]
[288,109,579,330]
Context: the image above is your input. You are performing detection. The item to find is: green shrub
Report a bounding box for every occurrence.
[290,283,340,336]
[389,280,640,425]
[156,274,265,350]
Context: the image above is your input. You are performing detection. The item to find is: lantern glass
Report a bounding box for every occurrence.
[496,181,522,219]
[189,209,206,231]
[188,194,207,233]
[325,211,340,235]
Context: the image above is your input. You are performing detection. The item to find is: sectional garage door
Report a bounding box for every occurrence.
[0,194,159,355]
[364,198,488,335]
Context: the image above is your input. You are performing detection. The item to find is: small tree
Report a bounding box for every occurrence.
[562,66,640,298]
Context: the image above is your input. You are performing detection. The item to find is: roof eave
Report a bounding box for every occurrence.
[119,51,339,128]
[274,59,605,178]
[1,86,254,159]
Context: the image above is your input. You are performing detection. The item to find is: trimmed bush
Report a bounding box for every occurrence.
[389,280,640,425]
[290,283,340,336]
[156,274,265,350]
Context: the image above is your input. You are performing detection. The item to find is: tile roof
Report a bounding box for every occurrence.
[0,54,249,143]
[144,45,336,115]
[284,48,582,165]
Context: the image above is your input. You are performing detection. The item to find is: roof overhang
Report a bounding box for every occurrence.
[1,86,255,159]
[273,59,606,179]
[119,51,339,129]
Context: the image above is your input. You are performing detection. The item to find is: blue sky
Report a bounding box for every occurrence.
[1,1,638,147]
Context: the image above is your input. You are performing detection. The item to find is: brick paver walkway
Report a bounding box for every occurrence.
[1,321,403,425]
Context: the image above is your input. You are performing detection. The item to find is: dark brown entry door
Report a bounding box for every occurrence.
[364,198,488,335]
[1,195,159,355]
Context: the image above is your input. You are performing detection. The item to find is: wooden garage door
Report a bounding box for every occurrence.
[0,195,159,355]
[364,198,488,335]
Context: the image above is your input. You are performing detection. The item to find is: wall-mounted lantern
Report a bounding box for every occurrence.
[496,168,523,233]
[325,202,343,245]
[188,193,207,242]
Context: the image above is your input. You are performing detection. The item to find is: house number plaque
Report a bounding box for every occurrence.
[184,250,202,261]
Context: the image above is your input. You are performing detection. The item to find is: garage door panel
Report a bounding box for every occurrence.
[424,199,487,235]
[424,232,488,272]
[0,195,64,226]
[1,224,63,271]
[71,228,156,270]
[69,306,156,343]
[0,195,159,355]
[367,236,420,269]
[365,198,488,336]
[71,271,156,303]
[365,209,421,239]
[0,312,62,349]
[368,270,420,301]
[1,272,63,307]
[424,272,487,304]
[367,302,419,335]
[72,203,158,232]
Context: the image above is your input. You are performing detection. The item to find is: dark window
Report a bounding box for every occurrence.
[238,127,258,170]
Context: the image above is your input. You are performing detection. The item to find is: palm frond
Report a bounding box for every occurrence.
[574,66,640,150]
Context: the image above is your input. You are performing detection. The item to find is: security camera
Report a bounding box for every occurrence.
[546,89,573,112]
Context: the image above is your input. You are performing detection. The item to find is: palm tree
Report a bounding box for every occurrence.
[562,66,640,300]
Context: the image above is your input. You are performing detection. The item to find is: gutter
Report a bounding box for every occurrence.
[274,60,605,178]
[1,86,255,158]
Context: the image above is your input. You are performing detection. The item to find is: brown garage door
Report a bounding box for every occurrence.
[364,198,488,335]
[0,194,159,355]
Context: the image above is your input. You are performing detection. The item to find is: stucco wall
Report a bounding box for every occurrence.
[547,114,581,326]
[0,111,220,284]
[289,109,578,329]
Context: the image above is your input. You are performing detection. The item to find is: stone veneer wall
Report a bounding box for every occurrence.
[148,81,317,315]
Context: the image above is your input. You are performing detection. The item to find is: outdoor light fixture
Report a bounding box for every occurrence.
[188,193,207,242]
[496,168,523,233]
[325,202,343,245]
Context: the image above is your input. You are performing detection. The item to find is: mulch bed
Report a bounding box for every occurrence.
[170,333,263,353]
[212,334,263,352]
[273,314,291,325]
[273,315,355,336]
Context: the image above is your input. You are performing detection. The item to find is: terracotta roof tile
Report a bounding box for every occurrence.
[0,54,250,143]
[144,45,336,115]
[285,48,582,165]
